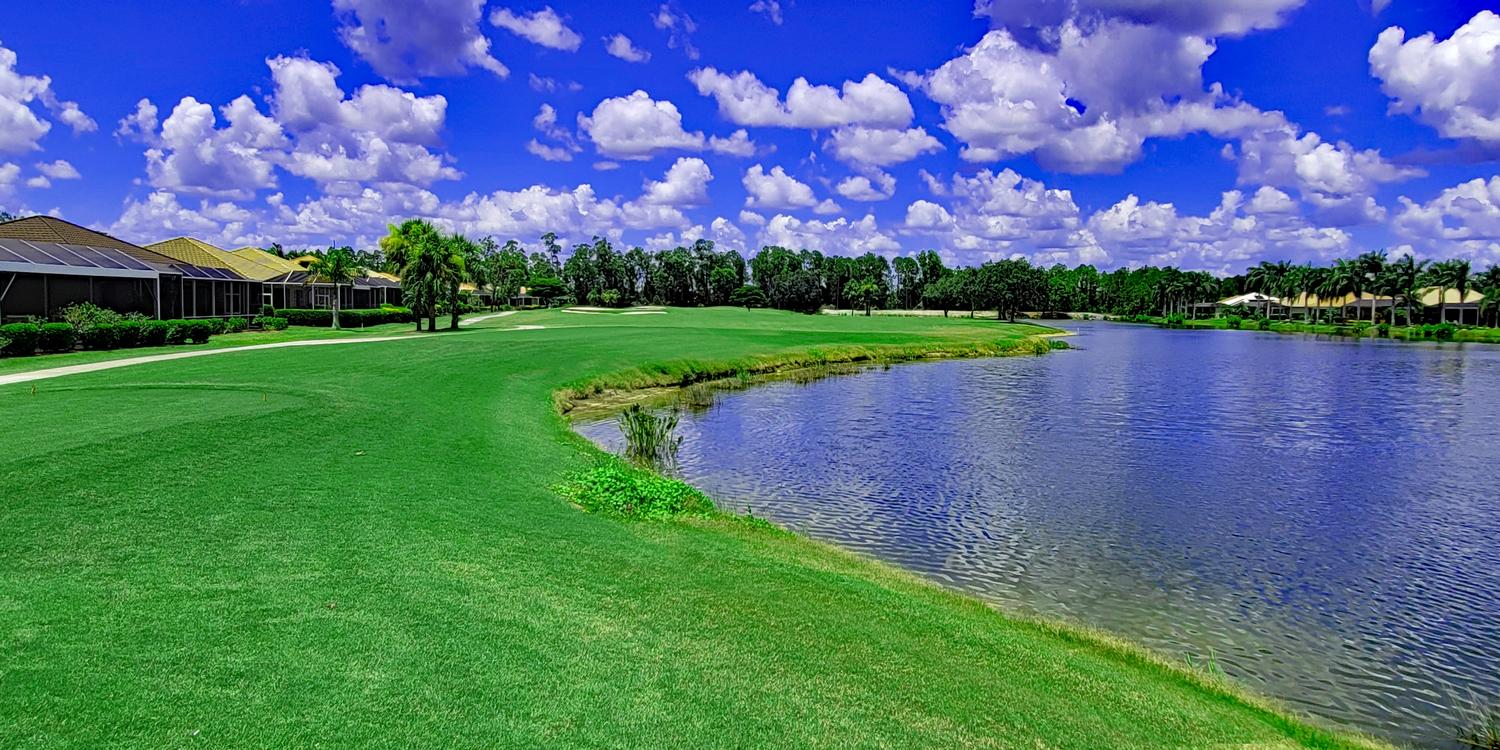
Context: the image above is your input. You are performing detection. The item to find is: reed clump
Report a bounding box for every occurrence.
[619,404,682,470]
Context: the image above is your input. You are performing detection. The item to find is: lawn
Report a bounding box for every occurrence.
[0,307,1382,749]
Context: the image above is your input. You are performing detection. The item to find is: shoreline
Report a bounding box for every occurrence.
[552,334,1388,750]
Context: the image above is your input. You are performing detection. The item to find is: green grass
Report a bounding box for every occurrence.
[0,307,1383,749]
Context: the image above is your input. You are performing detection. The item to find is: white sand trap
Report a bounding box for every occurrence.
[511,325,546,330]
[620,311,667,315]
[561,309,608,315]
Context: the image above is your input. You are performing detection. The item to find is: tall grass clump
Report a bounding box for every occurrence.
[679,382,716,410]
[619,404,682,470]
[557,457,713,520]
[1460,700,1500,749]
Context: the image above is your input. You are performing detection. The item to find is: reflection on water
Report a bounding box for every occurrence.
[577,322,1500,747]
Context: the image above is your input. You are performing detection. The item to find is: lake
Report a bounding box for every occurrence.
[576,321,1500,747]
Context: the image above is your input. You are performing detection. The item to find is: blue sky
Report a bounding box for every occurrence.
[2,0,1498,272]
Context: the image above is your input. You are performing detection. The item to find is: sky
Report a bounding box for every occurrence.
[1,0,1498,272]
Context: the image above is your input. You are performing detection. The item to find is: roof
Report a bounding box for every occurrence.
[1417,286,1485,306]
[0,238,161,280]
[230,247,304,278]
[0,215,178,266]
[1280,292,1390,308]
[291,254,320,268]
[1218,292,1279,306]
[147,237,287,281]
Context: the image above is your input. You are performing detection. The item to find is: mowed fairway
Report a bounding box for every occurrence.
[0,308,1378,749]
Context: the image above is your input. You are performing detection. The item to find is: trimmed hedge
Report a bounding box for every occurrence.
[256,316,289,331]
[0,323,41,356]
[274,307,414,327]
[39,323,76,353]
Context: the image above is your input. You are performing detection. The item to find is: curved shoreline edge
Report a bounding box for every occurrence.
[552,333,1389,750]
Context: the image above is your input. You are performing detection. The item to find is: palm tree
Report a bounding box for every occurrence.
[305,247,365,329]
[1355,250,1388,322]
[380,219,444,331]
[1322,259,1360,322]
[1246,260,1291,319]
[1426,259,1471,324]
[1385,254,1428,327]
[1450,259,1473,325]
[443,233,476,330]
[1300,265,1328,322]
[1475,265,1500,327]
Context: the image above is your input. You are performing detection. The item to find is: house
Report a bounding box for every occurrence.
[0,216,244,322]
[1417,287,1485,324]
[144,237,265,318]
[240,247,404,310]
[1192,292,1285,318]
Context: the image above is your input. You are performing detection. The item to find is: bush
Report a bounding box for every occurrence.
[1223,315,1243,329]
[260,304,275,318]
[60,301,122,331]
[206,318,229,335]
[113,320,145,348]
[557,458,715,520]
[225,316,249,333]
[0,322,40,356]
[164,320,189,345]
[1256,318,1272,331]
[38,322,76,352]
[179,320,215,344]
[79,324,121,351]
[256,316,289,331]
[1376,322,1391,337]
[1161,313,1186,329]
[1420,322,1457,340]
[140,320,170,347]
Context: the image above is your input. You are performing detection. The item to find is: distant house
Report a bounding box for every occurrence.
[144,237,265,318]
[1417,287,1485,324]
[241,248,403,309]
[0,216,247,322]
[1193,292,1284,317]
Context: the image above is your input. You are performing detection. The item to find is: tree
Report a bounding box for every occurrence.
[772,269,823,313]
[893,256,920,309]
[443,233,477,329]
[1355,250,1388,322]
[305,247,365,329]
[1384,254,1428,326]
[381,220,444,331]
[1475,265,1500,327]
[1426,259,1471,324]
[1324,259,1363,322]
[528,276,567,305]
[728,285,768,308]
[844,278,881,316]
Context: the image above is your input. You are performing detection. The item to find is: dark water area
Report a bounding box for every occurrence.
[576,322,1500,747]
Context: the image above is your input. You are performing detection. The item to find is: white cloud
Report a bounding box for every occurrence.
[814,199,841,215]
[0,41,95,153]
[145,96,286,199]
[1233,125,1419,225]
[826,126,942,166]
[490,6,583,51]
[110,191,255,248]
[640,157,713,206]
[914,23,1284,173]
[837,171,896,201]
[605,34,652,63]
[653,4,700,59]
[581,90,751,160]
[760,213,902,256]
[0,162,19,198]
[25,176,49,189]
[689,68,914,128]
[901,168,1106,265]
[35,159,80,180]
[1369,10,1500,144]
[527,139,575,162]
[115,99,158,144]
[972,0,1307,37]
[739,209,767,226]
[528,73,581,93]
[709,216,748,252]
[333,0,508,82]
[743,164,819,209]
[1392,176,1500,262]
[528,103,581,161]
[749,0,784,25]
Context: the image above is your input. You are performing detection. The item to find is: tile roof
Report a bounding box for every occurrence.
[147,237,281,281]
[230,247,304,278]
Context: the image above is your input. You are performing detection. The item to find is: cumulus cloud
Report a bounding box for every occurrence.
[640,157,713,206]
[653,4,700,59]
[333,0,508,82]
[1087,188,1350,270]
[1370,10,1500,145]
[110,191,256,247]
[901,168,1106,264]
[528,73,581,93]
[837,171,897,201]
[972,0,1306,37]
[1232,125,1420,225]
[1392,176,1500,262]
[490,6,583,51]
[115,99,158,144]
[913,22,1284,173]
[743,164,819,209]
[579,90,753,160]
[35,159,80,181]
[605,34,652,63]
[0,41,95,153]
[826,126,942,166]
[528,103,581,161]
[760,213,902,255]
[144,96,286,199]
[689,68,913,128]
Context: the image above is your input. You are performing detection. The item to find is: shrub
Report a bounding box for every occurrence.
[164,320,189,345]
[38,322,76,352]
[113,320,146,348]
[276,307,414,327]
[260,304,275,318]
[225,316,249,333]
[60,302,122,331]
[1376,322,1391,337]
[257,316,289,331]
[139,320,171,347]
[0,334,9,356]
[205,318,229,335]
[1422,322,1457,340]
[0,322,40,356]
[179,320,215,344]
[557,458,715,520]
[1161,313,1186,329]
[1224,315,1243,329]
[1256,318,1272,331]
[79,324,121,351]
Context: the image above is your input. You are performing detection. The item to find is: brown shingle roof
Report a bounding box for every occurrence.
[147,237,275,280]
[0,216,177,266]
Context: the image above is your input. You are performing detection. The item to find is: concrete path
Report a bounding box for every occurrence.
[0,336,412,387]
[458,310,517,326]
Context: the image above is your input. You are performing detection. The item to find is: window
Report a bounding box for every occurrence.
[314,286,332,309]
[263,287,274,309]
[225,284,242,315]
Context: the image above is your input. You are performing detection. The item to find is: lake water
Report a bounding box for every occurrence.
[576,322,1500,747]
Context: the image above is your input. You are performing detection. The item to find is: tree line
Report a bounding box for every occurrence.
[268,220,1500,328]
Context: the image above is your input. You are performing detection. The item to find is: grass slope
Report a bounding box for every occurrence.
[0,307,1380,749]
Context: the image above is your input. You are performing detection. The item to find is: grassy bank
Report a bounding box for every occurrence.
[1117,314,1500,343]
[0,307,1382,748]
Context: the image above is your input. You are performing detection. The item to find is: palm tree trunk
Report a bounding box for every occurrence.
[332,287,341,330]
[450,280,460,330]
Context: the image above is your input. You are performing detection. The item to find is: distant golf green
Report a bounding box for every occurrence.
[0,308,1381,748]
